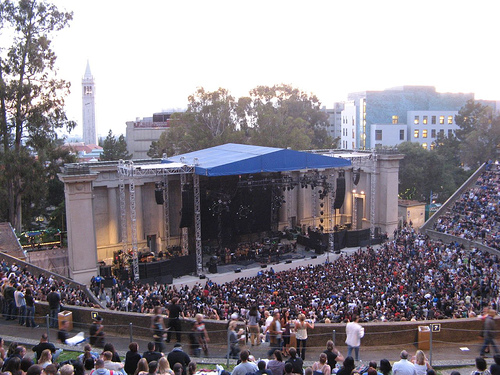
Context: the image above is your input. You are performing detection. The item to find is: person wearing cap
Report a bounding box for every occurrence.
[89,315,105,348]
[392,350,417,375]
[167,343,190,375]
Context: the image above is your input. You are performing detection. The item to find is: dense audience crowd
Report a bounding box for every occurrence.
[94,227,500,323]
[434,162,500,250]
[0,260,96,326]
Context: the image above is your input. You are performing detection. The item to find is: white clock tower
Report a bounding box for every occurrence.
[82,61,97,145]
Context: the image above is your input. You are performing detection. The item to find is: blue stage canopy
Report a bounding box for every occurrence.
[167,143,351,177]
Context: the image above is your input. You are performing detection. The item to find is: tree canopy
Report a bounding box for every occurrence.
[454,99,500,169]
[0,0,74,231]
[148,85,335,158]
[100,129,132,161]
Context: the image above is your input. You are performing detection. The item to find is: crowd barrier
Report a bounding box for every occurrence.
[33,302,487,352]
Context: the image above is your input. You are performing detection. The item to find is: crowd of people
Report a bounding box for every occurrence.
[0,335,197,375]
[90,227,500,324]
[4,330,500,375]
[433,162,500,250]
[0,260,97,328]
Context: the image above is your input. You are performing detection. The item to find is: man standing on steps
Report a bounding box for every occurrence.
[166,297,184,343]
[345,315,364,361]
[46,286,60,328]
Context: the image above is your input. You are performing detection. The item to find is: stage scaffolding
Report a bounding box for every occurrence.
[117,160,200,280]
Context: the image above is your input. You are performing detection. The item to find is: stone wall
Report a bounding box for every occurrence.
[34,303,484,348]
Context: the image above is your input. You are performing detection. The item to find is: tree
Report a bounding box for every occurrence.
[100,129,132,161]
[454,99,500,169]
[247,84,333,150]
[0,0,74,231]
[149,85,334,157]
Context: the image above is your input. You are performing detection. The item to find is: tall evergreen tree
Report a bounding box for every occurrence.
[100,129,132,161]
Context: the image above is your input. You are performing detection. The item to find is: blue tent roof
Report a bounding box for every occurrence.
[167,143,351,177]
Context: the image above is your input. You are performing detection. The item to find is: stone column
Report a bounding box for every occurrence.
[107,187,120,245]
[135,185,144,243]
[374,153,404,235]
[58,172,99,285]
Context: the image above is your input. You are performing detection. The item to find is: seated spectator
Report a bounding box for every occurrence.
[231,350,258,375]
[267,350,284,375]
[124,343,141,375]
[157,357,174,375]
[336,357,355,375]
[37,349,53,369]
[90,359,113,375]
[102,344,121,363]
[27,365,44,375]
[102,351,124,372]
[286,348,303,375]
[312,353,331,375]
[143,342,162,364]
[33,334,62,363]
[134,359,149,375]
[60,364,75,375]
[472,357,491,375]
[379,359,392,375]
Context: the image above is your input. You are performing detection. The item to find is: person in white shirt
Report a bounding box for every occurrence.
[345,315,364,361]
[392,350,417,375]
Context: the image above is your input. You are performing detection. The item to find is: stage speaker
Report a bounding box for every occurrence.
[311,255,317,259]
[334,177,346,209]
[353,168,361,186]
[179,190,194,228]
[285,260,292,264]
[103,278,114,288]
[155,189,164,205]
[235,268,242,273]
[100,265,112,278]
[261,264,267,268]
[199,274,206,279]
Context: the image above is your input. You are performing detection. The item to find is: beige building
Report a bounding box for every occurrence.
[398,200,426,229]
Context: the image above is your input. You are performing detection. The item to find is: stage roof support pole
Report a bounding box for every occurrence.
[163,176,170,249]
[128,164,139,281]
[193,173,202,276]
[118,161,128,257]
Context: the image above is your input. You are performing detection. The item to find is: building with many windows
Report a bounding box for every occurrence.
[339,86,476,150]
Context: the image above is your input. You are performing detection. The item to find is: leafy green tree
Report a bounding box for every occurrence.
[0,0,74,231]
[100,129,132,161]
[454,99,500,168]
[149,85,334,157]
[247,84,333,150]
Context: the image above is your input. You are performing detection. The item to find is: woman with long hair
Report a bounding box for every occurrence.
[157,357,174,375]
[379,359,392,375]
[267,350,285,375]
[411,350,431,375]
[134,358,149,375]
[246,305,261,347]
[38,349,53,369]
[336,356,355,375]
[294,313,314,360]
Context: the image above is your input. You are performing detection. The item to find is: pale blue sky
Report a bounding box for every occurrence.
[51,0,500,139]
